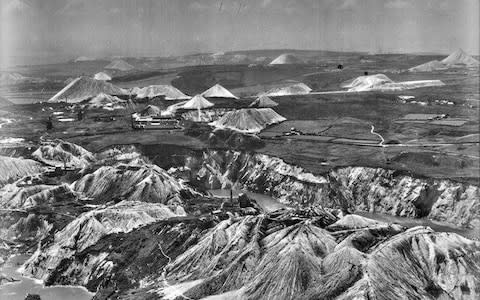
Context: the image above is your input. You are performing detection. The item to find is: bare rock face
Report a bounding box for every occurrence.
[0,182,77,209]
[145,219,480,300]
[190,150,328,202]
[0,156,43,187]
[72,163,197,204]
[361,228,480,299]
[329,167,480,228]
[32,140,95,168]
[23,201,184,282]
[3,141,478,300]
[331,227,480,300]
[0,177,84,243]
[26,217,217,297]
[24,209,480,300]
[186,151,479,229]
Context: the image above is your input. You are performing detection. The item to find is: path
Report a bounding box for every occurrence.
[370,125,385,147]
[158,243,193,300]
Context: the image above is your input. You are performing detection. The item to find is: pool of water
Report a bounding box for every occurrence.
[207,189,476,239]
[0,255,93,300]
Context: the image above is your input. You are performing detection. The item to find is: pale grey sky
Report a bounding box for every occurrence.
[1,0,479,66]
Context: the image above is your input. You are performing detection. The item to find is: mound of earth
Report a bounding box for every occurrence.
[182,94,214,110]
[105,59,134,71]
[210,108,286,134]
[249,95,278,108]
[139,104,162,116]
[341,74,444,92]
[409,60,448,72]
[442,49,479,67]
[261,83,312,96]
[72,162,196,204]
[23,207,480,300]
[341,74,394,91]
[327,214,382,230]
[48,76,127,103]
[93,72,112,81]
[74,56,95,62]
[202,84,238,99]
[84,93,126,110]
[133,85,190,100]
[0,156,43,187]
[32,139,95,168]
[269,53,304,65]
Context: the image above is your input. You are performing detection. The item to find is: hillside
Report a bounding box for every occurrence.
[0,156,43,187]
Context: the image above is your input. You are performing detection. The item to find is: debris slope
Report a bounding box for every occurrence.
[210,108,286,133]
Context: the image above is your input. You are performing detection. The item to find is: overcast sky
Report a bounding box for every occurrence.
[1,0,479,66]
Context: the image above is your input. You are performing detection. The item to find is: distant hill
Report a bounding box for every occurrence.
[261,83,312,96]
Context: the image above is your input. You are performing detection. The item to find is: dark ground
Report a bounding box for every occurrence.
[1,51,478,184]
